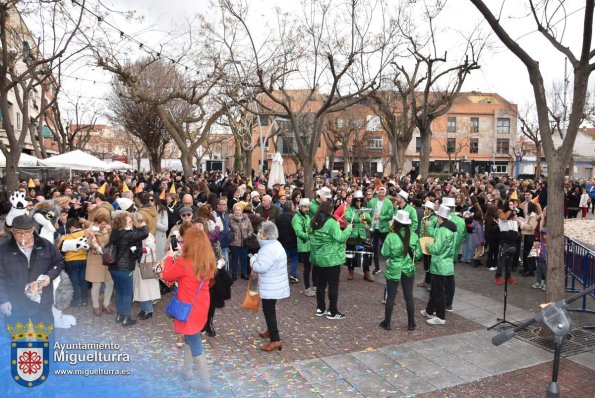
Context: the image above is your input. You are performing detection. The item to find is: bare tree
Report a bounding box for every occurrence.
[0,1,86,189]
[518,104,543,179]
[322,112,367,175]
[218,0,398,196]
[434,131,470,172]
[49,94,98,153]
[470,0,595,302]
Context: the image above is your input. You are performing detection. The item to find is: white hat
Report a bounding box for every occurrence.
[393,210,412,225]
[298,198,311,207]
[436,204,451,219]
[317,187,332,199]
[250,191,260,199]
[398,190,409,201]
[115,197,134,211]
[442,197,456,208]
[423,200,435,211]
[353,191,364,199]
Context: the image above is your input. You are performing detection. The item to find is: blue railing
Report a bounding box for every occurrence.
[564,236,595,329]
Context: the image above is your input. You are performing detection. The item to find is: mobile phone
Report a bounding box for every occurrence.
[170,236,178,251]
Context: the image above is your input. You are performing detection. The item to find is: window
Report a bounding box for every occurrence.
[368,137,383,150]
[470,117,479,133]
[366,115,381,131]
[470,138,479,154]
[415,137,421,153]
[497,118,510,134]
[447,138,456,153]
[447,117,456,133]
[493,164,508,174]
[496,138,509,154]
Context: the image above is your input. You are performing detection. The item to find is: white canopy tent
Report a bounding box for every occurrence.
[0,152,39,167]
[105,160,133,171]
[38,150,108,171]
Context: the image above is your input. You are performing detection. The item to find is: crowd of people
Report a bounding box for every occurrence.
[1,167,594,391]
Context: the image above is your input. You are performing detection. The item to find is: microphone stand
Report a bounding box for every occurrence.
[492,284,595,398]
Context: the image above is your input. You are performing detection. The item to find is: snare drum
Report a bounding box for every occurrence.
[345,250,373,268]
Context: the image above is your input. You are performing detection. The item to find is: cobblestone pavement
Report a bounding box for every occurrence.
[2,259,594,397]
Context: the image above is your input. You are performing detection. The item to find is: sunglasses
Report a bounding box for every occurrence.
[355,199,363,202]
[149,198,154,201]
[181,213,192,218]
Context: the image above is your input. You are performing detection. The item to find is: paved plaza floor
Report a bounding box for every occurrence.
[2,257,594,397]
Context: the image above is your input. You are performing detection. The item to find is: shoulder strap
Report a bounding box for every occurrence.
[189,279,206,305]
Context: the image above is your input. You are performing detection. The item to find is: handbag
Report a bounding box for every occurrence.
[139,250,158,280]
[528,241,541,258]
[102,242,118,265]
[165,278,206,322]
[241,273,260,312]
[243,234,259,250]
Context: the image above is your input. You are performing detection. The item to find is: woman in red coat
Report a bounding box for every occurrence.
[162,225,216,392]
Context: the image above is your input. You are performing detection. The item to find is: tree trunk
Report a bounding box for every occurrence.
[303,161,314,199]
[545,165,565,303]
[149,151,161,173]
[390,134,399,175]
[179,150,193,176]
[5,151,20,191]
[29,124,42,159]
[535,142,542,180]
[396,140,407,175]
[419,131,432,178]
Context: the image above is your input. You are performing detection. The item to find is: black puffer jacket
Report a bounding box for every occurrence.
[0,234,64,326]
[275,210,297,249]
[108,227,149,272]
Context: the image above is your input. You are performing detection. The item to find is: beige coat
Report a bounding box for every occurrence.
[85,231,112,283]
[138,206,158,236]
[133,233,161,302]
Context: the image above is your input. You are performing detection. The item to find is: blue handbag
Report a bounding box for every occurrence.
[165,279,205,322]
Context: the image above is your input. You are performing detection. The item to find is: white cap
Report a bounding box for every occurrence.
[398,190,409,201]
[436,204,451,219]
[298,198,311,207]
[353,190,364,199]
[423,200,435,210]
[317,187,332,199]
[442,197,456,208]
[393,209,412,225]
[250,191,260,199]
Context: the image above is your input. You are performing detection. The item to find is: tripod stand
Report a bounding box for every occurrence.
[488,245,518,330]
[492,284,595,398]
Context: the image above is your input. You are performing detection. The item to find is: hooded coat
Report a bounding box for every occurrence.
[291,211,311,253]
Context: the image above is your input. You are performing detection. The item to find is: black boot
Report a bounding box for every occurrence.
[138,312,153,320]
[408,323,417,331]
[122,316,137,327]
[205,321,216,337]
[115,314,125,324]
[379,320,391,330]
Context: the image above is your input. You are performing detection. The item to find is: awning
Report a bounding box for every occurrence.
[41,126,53,138]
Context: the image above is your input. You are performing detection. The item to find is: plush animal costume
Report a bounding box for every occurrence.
[5,191,28,227]
[31,197,70,243]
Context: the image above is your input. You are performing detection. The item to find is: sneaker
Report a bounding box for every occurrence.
[541,284,547,291]
[531,282,542,289]
[420,309,435,319]
[506,277,518,285]
[326,312,346,320]
[488,267,497,271]
[494,277,504,285]
[381,296,386,304]
[372,268,381,275]
[445,305,453,312]
[304,287,316,297]
[290,276,299,284]
[427,317,446,325]
[315,309,328,317]
[311,286,317,292]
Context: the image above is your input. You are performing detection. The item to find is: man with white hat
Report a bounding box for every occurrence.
[368,186,394,275]
[441,196,467,312]
[421,205,457,325]
[396,190,418,236]
[292,198,317,296]
[309,187,332,218]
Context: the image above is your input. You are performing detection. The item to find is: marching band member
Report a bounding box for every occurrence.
[368,186,394,276]
[343,191,372,281]
[417,200,437,289]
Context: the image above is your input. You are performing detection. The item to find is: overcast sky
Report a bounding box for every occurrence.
[61,0,592,120]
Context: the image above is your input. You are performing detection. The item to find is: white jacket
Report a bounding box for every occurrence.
[251,239,290,300]
[579,193,590,208]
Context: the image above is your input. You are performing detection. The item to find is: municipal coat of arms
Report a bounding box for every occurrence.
[7,320,52,388]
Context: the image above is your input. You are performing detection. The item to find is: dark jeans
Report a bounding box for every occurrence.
[347,243,371,272]
[316,266,341,315]
[110,269,133,316]
[262,298,280,342]
[423,254,431,283]
[286,247,299,278]
[426,274,451,320]
[299,252,317,289]
[522,235,536,273]
[65,260,88,305]
[496,242,517,278]
[384,275,415,326]
[445,271,455,308]
[512,240,521,270]
[372,230,388,270]
[230,245,249,277]
[486,237,499,269]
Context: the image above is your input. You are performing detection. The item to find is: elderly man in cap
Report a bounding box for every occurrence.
[256,195,281,222]
[0,215,64,327]
[309,187,332,217]
[368,186,394,275]
[422,205,457,325]
[166,206,194,250]
[293,198,317,296]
